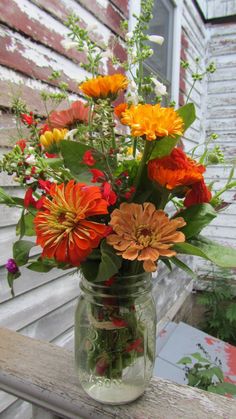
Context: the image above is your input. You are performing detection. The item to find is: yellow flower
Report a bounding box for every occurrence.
[80,74,128,100]
[107,202,186,272]
[40,128,68,148]
[120,104,184,141]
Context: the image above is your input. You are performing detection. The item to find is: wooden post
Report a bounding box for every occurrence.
[0,328,235,419]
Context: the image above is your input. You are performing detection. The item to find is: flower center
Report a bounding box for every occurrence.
[136,225,152,247]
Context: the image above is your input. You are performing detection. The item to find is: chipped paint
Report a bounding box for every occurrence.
[96,0,108,7]
[6,38,17,53]
[0,65,79,102]
[204,336,218,346]
[60,0,110,44]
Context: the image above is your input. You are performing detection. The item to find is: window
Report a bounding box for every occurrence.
[129,0,182,104]
[145,0,175,93]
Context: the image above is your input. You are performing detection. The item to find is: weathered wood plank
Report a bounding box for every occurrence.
[0,66,80,115]
[110,0,129,18]
[0,272,79,328]
[0,327,235,419]
[0,25,88,92]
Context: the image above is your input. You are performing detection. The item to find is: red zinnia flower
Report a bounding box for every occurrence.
[184,179,212,207]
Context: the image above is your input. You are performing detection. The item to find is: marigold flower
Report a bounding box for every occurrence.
[120,104,184,141]
[80,74,128,100]
[34,180,109,266]
[107,202,186,272]
[148,148,205,190]
[114,103,128,118]
[39,128,68,149]
[184,179,212,207]
[48,101,89,129]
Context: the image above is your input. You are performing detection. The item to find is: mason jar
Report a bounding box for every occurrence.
[74,272,156,404]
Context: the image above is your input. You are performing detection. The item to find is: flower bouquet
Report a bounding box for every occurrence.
[1,0,236,404]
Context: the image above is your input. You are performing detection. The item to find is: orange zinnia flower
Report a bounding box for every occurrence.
[48,100,89,129]
[107,202,186,272]
[80,74,128,100]
[148,148,205,190]
[119,104,184,141]
[34,180,109,266]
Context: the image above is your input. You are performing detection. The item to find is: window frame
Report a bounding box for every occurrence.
[128,0,183,106]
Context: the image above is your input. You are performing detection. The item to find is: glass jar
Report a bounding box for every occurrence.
[74,272,156,404]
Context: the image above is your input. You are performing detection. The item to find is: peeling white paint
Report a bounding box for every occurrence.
[60,0,110,44]
[6,37,17,53]
[96,0,108,8]
[0,27,90,82]
[0,65,79,102]
[14,0,70,39]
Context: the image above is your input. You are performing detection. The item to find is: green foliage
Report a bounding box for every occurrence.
[198,269,236,344]
[178,344,236,396]
[177,203,217,239]
[174,236,236,269]
[81,240,122,282]
[13,240,35,266]
[170,256,196,278]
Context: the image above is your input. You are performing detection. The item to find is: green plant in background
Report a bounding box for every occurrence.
[198,268,236,345]
[178,344,236,396]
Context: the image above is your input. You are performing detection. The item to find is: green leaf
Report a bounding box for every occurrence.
[16,212,35,237]
[171,256,197,278]
[16,210,25,238]
[226,303,236,323]
[7,271,21,296]
[0,187,24,207]
[13,240,35,266]
[208,382,236,396]
[176,204,217,239]
[27,260,54,273]
[60,140,105,179]
[177,103,196,132]
[190,352,210,363]
[177,356,192,365]
[161,258,172,271]
[42,157,63,169]
[149,103,196,160]
[95,241,122,282]
[174,235,236,268]
[81,240,122,283]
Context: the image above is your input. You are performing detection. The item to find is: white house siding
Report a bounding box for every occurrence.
[180,0,208,150]
[0,0,128,416]
[198,21,236,273]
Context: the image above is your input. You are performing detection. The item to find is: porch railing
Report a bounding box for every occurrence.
[0,327,235,419]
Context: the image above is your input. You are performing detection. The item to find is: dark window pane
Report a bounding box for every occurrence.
[145,0,174,82]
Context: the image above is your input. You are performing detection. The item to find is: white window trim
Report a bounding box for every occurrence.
[129,0,183,106]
